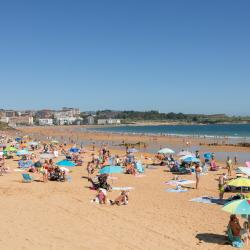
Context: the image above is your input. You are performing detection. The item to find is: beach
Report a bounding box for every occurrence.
[0,126,249,249]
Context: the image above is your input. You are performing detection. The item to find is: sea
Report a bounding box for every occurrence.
[89,124,250,163]
[91,124,250,140]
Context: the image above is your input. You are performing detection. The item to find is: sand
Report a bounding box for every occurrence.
[0,126,249,250]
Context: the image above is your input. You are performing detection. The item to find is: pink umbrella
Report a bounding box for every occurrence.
[246,162,250,168]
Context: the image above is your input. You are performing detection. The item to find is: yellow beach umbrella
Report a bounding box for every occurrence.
[227,178,250,187]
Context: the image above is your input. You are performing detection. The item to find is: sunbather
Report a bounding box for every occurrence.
[228,215,248,243]
[110,191,129,206]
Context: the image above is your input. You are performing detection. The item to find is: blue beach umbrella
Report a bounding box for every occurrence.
[204,153,212,159]
[183,156,200,163]
[69,147,80,153]
[15,137,22,142]
[99,166,123,175]
[16,149,30,156]
[56,160,76,167]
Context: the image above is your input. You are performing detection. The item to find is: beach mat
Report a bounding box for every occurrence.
[112,187,134,191]
[166,188,187,193]
[190,196,226,205]
[166,180,195,186]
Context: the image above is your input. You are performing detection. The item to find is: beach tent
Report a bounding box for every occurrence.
[222,199,250,215]
[158,148,175,154]
[56,160,76,167]
[99,166,123,175]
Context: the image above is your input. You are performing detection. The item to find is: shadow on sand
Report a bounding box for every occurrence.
[196,233,229,245]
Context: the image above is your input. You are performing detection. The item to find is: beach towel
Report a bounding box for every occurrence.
[190,196,226,205]
[166,188,187,193]
[166,179,195,186]
[135,162,145,173]
[112,187,134,191]
[146,165,158,169]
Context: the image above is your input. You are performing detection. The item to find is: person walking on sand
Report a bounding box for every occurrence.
[195,163,202,189]
[218,173,227,200]
[226,156,233,176]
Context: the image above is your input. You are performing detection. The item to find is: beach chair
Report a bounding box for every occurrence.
[227,226,244,248]
[22,173,33,183]
[135,162,145,173]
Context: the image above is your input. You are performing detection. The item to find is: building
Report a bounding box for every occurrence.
[8,116,33,126]
[86,116,95,125]
[36,109,55,119]
[38,119,54,126]
[61,107,80,116]
[97,119,107,125]
[97,119,121,125]
[4,110,16,117]
[107,118,121,125]
[55,117,77,125]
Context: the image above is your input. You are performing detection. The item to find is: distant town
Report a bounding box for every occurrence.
[0,108,250,128]
[0,108,121,127]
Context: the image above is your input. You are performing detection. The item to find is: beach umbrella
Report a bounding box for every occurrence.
[51,140,59,144]
[28,141,39,146]
[15,137,22,142]
[40,153,55,159]
[222,199,250,215]
[69,147,80,153]
[227,178,250,187]
[179,155,195,161]
[158,148,175,154]
[246,162,250,168]
[56,160,76,167]
[16,149,30,156]
[204,153,212,159]
[59,167,70,173]
[182,156,200,163]
[5,146,17,152]
[127,148,138,153]
[177,151,192,157]
[99,166,123,175]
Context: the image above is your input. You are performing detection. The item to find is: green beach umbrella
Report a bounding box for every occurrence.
[5,146,17,152]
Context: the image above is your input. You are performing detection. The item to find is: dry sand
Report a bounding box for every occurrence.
[0,126,249,250]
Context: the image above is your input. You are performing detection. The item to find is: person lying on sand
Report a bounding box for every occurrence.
[110,191,129,206]
[92,189,107,204]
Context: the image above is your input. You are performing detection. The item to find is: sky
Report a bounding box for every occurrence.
[0,0,249,115]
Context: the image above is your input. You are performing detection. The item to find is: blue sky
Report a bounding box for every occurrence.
[0,0,249,115]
